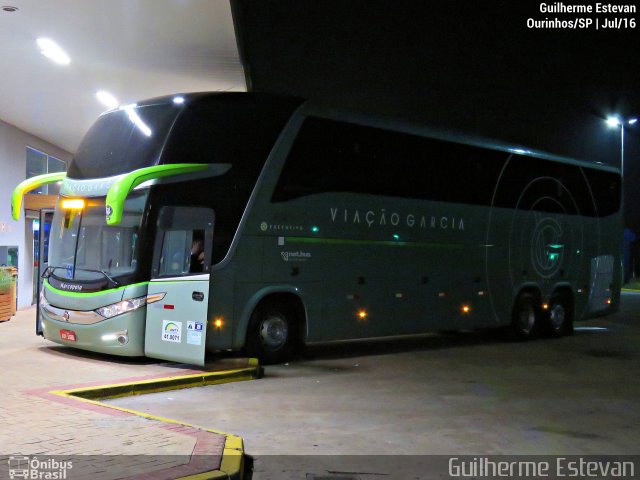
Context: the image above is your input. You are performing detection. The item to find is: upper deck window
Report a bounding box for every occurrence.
[273,116,620,217]
[67,94,302,182]
[272,117,507,206]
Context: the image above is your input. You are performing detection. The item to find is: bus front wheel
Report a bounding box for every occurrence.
[245,300,299,364]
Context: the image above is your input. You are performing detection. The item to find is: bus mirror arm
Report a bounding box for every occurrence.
[41,266,54,279]
[104,164,210,225]
[11,172,67,221]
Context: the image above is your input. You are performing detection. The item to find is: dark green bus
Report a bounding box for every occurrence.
[12,93,622,365]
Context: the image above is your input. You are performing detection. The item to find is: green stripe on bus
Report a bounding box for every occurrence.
[284,236,465,249]
[44,280,150,297]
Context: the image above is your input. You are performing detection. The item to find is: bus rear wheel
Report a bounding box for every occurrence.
[245,300,299,364]
[542,292,573,338]
[509,292,540,341]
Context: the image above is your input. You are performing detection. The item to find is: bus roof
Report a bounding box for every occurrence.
[86,92,618,178]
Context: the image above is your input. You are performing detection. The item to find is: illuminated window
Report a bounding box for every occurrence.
[26,146,66,194]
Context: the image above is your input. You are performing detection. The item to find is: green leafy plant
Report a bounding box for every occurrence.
[0,268,15,294]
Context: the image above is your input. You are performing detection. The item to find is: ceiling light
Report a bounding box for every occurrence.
[173,96,185,104]
[96,90,119,109]
[122,104,152,137]
[36,38,71,65]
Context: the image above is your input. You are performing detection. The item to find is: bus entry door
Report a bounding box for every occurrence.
[144,206,214,366]
[36,208,54,336]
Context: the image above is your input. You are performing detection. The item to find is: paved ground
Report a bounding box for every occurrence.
[0,307,251,480]
[2,295,639,479]
[107,293,640,479]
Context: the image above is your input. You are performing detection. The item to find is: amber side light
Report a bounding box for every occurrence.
[61,198,85,210]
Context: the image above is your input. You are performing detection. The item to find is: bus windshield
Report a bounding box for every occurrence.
[48,191,148,282]
[67,104,181,179]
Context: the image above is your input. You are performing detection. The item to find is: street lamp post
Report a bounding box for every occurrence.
[607,116,638,283]
[607,116,637,178]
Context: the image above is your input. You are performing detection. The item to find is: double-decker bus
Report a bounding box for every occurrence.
[12,93,622,365]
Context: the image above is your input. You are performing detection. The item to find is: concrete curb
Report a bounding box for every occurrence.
[58,365,261,400]
[49,361,261,480]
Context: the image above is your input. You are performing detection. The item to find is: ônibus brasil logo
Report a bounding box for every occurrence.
[8,456,72,479]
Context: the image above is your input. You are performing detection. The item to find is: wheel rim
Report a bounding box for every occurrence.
[258,313,289,350]
[549,303,565,331]
[517,303,536,334]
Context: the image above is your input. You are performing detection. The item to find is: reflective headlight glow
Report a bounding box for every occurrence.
[95,293,165,319]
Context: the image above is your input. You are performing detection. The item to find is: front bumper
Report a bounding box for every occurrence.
[39,304,146,357]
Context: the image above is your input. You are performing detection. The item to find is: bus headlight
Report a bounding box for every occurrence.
[95,296,147,319]
[95,293,165,319]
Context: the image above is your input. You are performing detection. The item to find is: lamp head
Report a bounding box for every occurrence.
[606,117,621,128]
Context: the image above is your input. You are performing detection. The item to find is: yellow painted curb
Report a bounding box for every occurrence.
[622,288,640,293]
[62,367,259,400]
[50,360,260,480]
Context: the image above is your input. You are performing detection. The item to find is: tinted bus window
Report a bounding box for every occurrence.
[272,117,508,206]
[273,117,620,217]
[493,156,620,217]
[151,94,303,264]
[583,168,621,217]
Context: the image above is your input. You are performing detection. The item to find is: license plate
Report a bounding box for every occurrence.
[60,329,77,342]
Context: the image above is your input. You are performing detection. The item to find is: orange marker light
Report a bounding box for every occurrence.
[357,309,368,320]
[214,317,224,328]
[606,298,612,305]
[461,305,471,314]
[542,304,549,310]
[61,198,85,210]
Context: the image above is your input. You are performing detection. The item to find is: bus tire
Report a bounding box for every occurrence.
[542,292,574,338]
[245,300,299,364]
[509,292,539,341]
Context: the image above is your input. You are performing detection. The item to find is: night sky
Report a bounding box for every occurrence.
[232,0,640,231]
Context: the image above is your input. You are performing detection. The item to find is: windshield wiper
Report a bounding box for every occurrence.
[82,269,120,288]
[43,267,120,288]
[101,270,120,288]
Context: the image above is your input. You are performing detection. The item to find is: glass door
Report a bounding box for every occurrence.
[36,209,54,335]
